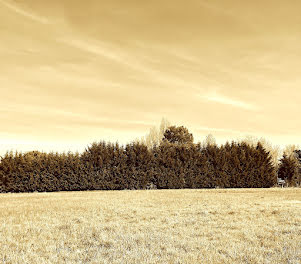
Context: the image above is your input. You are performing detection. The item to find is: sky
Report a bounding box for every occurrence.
[0,0,300,154]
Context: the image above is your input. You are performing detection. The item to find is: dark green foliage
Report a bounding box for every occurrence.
[124,142,153,189]
[278,152,300,186]
[0,128,277,193]
[162,126,194,145]
[152,142,187,189]
[0,151,87,192]
[198,142,276,188]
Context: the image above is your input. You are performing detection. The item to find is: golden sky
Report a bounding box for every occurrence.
[0,0,300,154]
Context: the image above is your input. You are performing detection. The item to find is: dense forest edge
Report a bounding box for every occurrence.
[0,121,300,192]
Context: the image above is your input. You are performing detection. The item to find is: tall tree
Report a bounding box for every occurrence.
[139,118,171,149]
[203,134,217,147]
[162,125,194,145]
[241,135,280,169]
[278,154,299,186]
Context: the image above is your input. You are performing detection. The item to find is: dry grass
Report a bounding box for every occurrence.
[0,188,300,264]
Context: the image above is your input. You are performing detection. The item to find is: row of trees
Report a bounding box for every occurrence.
[0,125,283,193]
[141,119,300,187]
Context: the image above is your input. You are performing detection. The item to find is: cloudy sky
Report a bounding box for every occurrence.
[0,0,300,154]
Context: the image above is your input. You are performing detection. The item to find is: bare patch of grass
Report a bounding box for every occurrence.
[0,188,300,263]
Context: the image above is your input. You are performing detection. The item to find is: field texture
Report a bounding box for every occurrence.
[0,188,300,264]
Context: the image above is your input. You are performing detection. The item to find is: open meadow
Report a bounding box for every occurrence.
[0,188,300,264]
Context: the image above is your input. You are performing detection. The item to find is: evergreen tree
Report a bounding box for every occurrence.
[278,153,300,186]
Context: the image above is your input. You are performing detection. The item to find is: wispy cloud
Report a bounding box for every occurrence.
[57,37,193,88]
[0,0,49,24]
[60,38,124,64]
[200,91,259,111]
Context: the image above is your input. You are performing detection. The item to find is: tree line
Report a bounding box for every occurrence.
[0,125,299,193]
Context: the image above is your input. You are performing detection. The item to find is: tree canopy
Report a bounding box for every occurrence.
[162,125,194,145]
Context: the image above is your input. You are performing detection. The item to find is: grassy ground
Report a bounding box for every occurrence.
[0,188,300,264]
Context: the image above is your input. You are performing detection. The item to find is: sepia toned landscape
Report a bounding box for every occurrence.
[1,1,301,263]
[0,188,300,264]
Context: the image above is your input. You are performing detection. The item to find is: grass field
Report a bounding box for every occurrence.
[0,188,300,264]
